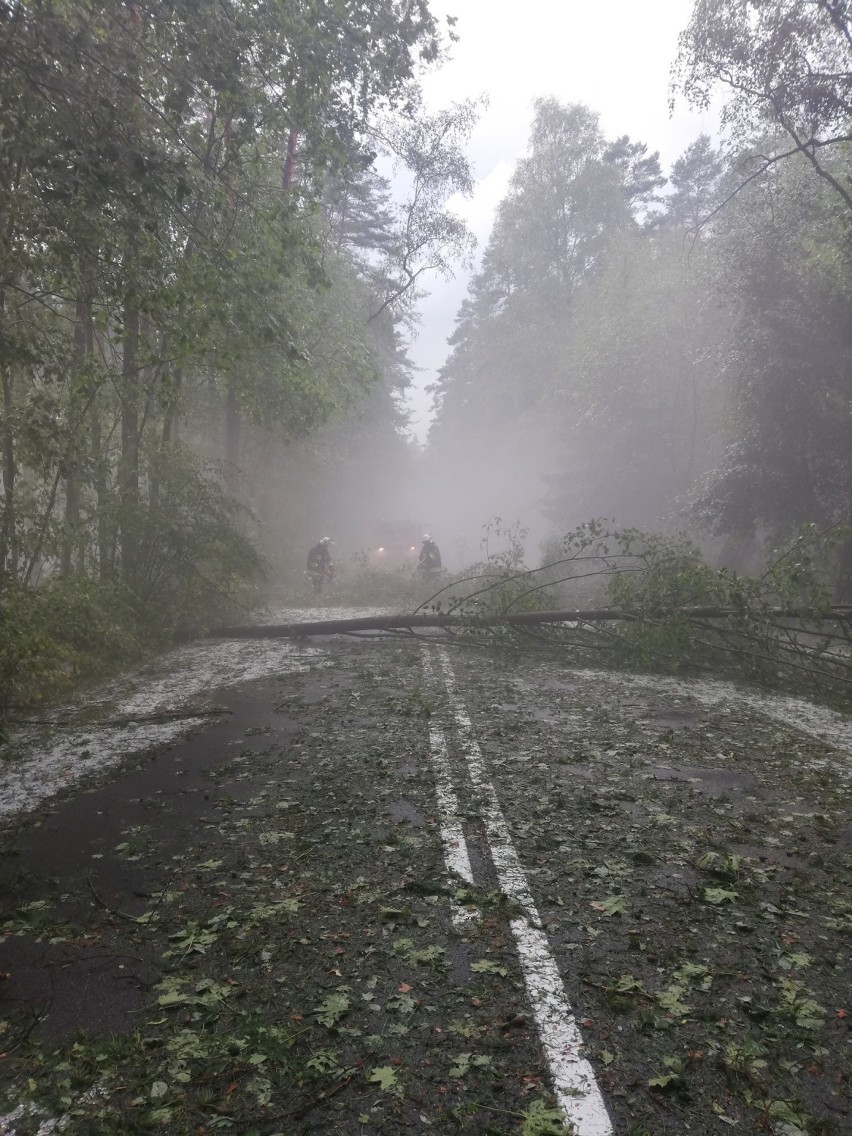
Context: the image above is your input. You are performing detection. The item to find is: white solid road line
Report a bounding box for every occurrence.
[433,647,614,1136]
[427,722,480,929]
[422,652,479,928]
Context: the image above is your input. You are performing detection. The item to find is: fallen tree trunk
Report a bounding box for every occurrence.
[204,606,852,640]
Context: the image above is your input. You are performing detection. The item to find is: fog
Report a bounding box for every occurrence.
[239,96,848,591]
[1,0,849,722]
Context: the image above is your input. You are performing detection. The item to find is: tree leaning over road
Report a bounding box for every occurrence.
[676,0,852,215]
[0,0,477,709]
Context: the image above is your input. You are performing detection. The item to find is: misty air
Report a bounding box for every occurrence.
[1,3,850,1134]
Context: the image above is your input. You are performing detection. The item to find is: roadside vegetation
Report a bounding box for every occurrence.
[2,1,850,726]
[397,521,852,712]
[426,2,852,616]
[0,0,475,716]
[1,3,850,1133]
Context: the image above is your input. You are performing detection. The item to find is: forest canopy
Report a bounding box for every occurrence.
[1,0,850,710]
[427,1,851,591]
[0,0,474,704]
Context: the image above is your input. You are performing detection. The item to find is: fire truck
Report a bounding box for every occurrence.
[370,520,427,569]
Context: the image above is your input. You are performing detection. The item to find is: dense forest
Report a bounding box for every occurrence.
[0,0,475,701]
[427,1,852,580]
[1,0,850,707]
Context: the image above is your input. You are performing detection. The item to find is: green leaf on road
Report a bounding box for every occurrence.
[520,1098,565,1135]
[314,988,351,1027]
[702,887,738,904]
[368,1065,397,1091]
[470,959,508,977]
[590,895,627,915]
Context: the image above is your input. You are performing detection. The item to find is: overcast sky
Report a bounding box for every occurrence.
[402,0,718,442]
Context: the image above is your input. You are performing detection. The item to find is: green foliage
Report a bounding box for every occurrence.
[422,518,852,707]
[668,3,852,560]
[415,519,551,630]
[429,99,639,457]
[425,99,730,541]
[594,522,848,696]
[541,225,728,526]
[0,451,264,714]
[0,0,472,714]
[600,523,850,704]
[676,0,852,216]
[519,1098,566,1135]
[604,521,842,616]
[427,50,850,571]
[606,527,732,610]
[132,447,265,633]
[0,576,143,711]
[689,152,852,544]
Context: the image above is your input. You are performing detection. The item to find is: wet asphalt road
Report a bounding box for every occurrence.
[1,629,851,1134]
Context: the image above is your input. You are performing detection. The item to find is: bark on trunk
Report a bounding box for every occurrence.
[162,365,182,445]
[120,297,140,582]
[837,528,852,603]
[203,605,852,640]
[90,402,110,581]
[89,321,113,582]
[225,378,241,497]
[0,347,16,581]
[60,293,91,576]
[283,127,298,189]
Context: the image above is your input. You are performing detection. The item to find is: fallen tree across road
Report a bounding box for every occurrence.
[204,604,852,711]
[200,524,852,710]
[205,605,852,639]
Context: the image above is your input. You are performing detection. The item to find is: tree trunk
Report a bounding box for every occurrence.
[836,520,852,603]
[90,403,110,581]
[119,2,143,585]
[204,604,852,640]
[60,472,80,577]
[120,296,140,583]
[225,378,241,498]
[283,126,298,189]
[89,320,111,581]
[60,293,91,577]
[162,365,182,445]
[0,337,16,581]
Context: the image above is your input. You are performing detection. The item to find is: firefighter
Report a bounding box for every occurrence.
[418,534,442,577]
[307,537,335,593]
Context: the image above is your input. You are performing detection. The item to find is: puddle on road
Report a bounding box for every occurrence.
[643,765,776,798]
[554,763,595,779]
[388,799,426,826]
[642,710,707,730]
